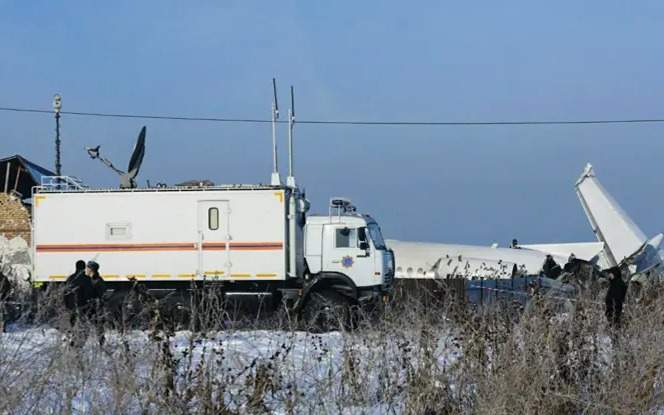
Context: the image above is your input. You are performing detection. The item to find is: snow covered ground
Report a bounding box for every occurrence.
[2,303,663,413]
[0,324,460,414]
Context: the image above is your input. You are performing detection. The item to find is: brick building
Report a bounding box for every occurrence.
[1,155,55,244]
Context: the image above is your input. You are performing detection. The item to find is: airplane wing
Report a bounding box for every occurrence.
[575,164,647,267]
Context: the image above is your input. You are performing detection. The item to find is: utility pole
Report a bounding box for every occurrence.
[286,85,296,187]
[53,94,62,176]
[270,78,281,186]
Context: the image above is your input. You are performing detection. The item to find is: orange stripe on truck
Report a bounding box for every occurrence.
[36,242,283,252]
[36,243,196,252]
[203,242,283,251]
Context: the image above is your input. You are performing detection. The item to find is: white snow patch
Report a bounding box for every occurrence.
[0,326,460,414]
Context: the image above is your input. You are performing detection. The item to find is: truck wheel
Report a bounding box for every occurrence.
[302,289,351,333]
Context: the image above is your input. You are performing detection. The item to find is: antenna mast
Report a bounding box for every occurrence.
[53,94,62,176]
[270,78,281,186]
[287,85,296,187]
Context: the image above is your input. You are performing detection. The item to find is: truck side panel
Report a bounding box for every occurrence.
[33,189,288,283]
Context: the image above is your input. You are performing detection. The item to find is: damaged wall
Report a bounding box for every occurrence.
[0,192,31,244]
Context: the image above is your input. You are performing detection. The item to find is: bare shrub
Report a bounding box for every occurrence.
[0,282,663,414]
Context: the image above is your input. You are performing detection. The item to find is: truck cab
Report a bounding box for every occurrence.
[303,198,394,303]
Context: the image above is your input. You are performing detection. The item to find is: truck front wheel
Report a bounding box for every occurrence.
[301,289,351,333]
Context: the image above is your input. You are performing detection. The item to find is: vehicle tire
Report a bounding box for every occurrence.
[301,289,351,333]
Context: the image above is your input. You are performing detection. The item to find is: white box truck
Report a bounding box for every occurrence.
[32,181,394,325]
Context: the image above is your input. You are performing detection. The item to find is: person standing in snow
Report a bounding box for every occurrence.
[605,267,627,327]
[64,260,94,342]
[64,260,94,343]
[0,267,11,301]
[64,260,87,312]
[0,264,13,332]
[85,261,106,345]
[86,261,105,302]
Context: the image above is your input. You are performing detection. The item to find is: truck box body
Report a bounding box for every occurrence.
[32,186,298,283]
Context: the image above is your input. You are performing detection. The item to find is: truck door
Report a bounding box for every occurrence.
[304,224,324,274]
[197,201,231,280]
[323,225,373,284]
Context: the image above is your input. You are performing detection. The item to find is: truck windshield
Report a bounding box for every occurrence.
[368,223,387,250]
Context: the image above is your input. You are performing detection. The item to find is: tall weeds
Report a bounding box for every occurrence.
[0,282,662,414]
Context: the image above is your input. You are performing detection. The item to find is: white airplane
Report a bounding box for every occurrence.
[389,164,660,283]
[575,164,664,286]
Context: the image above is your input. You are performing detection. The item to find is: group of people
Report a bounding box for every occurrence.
[541,253,628,327]
[63,260,106,345]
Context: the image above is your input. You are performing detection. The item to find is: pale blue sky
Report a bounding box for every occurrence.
[2,1,664,245]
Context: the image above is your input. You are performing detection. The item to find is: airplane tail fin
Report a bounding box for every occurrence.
[575,164,647,267]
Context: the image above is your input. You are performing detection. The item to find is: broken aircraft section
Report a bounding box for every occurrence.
[390,163,661,286]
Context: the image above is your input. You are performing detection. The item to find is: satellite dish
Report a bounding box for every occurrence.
[125,126,146,187]
[85,126,147,189]
[86,145,99,159]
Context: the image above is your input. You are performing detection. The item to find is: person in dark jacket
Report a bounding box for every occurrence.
[63,260,95,346]
[64,260,94,313]
[0,265,13,332]
[563,254,580,274]
[542,255,562,279]
[605,267,627,327]
[0,267,11,302]
[86,261,105,302]
[85,261,106,345]
[64,260,87,311]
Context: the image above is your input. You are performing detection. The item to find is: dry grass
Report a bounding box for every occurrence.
[0,282,663,414]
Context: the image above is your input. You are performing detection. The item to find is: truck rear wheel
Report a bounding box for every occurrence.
[301,289,351,333]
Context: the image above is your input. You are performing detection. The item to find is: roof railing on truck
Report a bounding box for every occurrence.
[38,176,86,191]
[35,177,286,194]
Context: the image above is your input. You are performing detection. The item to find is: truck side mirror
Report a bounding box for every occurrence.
[359,241,369,251]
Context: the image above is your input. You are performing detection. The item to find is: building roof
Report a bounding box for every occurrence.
[0,155,55,199]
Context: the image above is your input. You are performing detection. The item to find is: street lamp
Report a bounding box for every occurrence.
[53,94,62,176]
